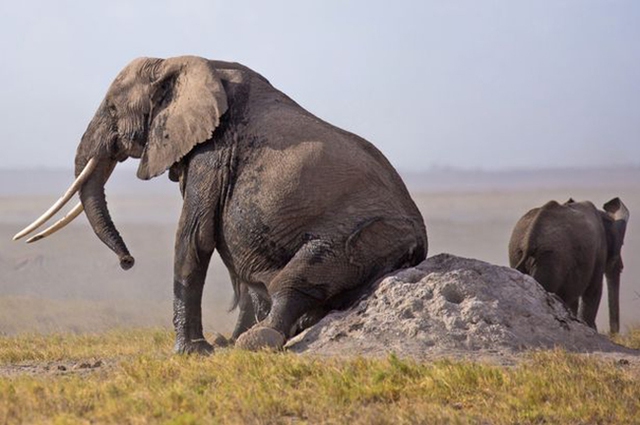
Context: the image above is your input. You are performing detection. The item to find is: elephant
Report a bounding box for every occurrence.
[508,197,629,333]
[14,56,428,353]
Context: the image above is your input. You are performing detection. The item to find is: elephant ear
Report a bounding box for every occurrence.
[603,197,630,223]
[603,197,630,258]
[137,56,228,180]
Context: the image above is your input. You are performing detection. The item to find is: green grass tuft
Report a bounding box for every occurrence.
[0,328,639,424]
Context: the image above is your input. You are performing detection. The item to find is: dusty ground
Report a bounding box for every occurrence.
[1,167,639,338]
[0,359,111,378]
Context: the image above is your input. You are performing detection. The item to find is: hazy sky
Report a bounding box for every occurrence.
[1,1,639,172]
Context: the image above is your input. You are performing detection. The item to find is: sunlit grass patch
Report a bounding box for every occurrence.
[0,329,638,424]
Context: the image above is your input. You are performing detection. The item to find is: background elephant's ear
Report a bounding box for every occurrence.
[604,197,630,252]
[137,56,228,180]
[603,197,630,222]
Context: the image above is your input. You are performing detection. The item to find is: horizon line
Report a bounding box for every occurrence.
[2,164,640,175]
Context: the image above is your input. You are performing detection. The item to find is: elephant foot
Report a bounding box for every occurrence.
[235,326,285,351]
[174,338,214,355]
[210,332,231,348]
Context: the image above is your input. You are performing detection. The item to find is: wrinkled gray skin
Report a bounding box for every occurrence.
[508,198,629,333]
[73,56,428,354]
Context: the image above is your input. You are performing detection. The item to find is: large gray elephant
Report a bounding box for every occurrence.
[14,56,428,353]
[508,198,629,333]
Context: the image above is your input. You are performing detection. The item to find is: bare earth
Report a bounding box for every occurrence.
[1,167,639,340]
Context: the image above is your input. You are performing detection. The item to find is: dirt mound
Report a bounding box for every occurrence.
[287,254,636,362]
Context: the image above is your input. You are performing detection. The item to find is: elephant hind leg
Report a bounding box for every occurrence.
[236,219,425,351]
[346,217,427,277]
[235,239,359,350]
[529,253,567,296]
[578,268,605,330]
[566,299,579,316]
[231,280,271,340]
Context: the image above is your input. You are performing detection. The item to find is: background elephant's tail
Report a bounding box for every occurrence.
[512,207,548,275]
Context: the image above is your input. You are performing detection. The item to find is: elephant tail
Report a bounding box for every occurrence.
[229,275,242,312]
[512,206,548,275]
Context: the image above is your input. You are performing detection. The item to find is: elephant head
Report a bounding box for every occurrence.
[602,197,630,334]
[13,56,228,269]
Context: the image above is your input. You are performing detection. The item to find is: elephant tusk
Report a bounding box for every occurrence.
[13,157,97,241]
[25,202,84,243]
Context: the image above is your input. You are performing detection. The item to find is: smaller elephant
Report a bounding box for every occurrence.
[508,197,629,333]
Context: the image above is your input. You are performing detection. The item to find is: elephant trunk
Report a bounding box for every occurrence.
[605,271,620,334]
[78,157,135,270]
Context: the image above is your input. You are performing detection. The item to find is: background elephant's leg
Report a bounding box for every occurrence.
[605,269,621,334]
[566,299,579,316]
[555,284,580,316]
[578,270,604,330]
[529,256,564,295]
[173,204,216,355]
[231,282,271,340]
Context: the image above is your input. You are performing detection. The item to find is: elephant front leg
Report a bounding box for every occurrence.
[173,211,216,355]
[173,277,213,354]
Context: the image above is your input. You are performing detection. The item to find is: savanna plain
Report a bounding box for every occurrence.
[1,167,639,424]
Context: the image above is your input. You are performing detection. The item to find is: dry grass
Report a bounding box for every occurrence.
[0,328,639,424]
[613,326,640,349]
